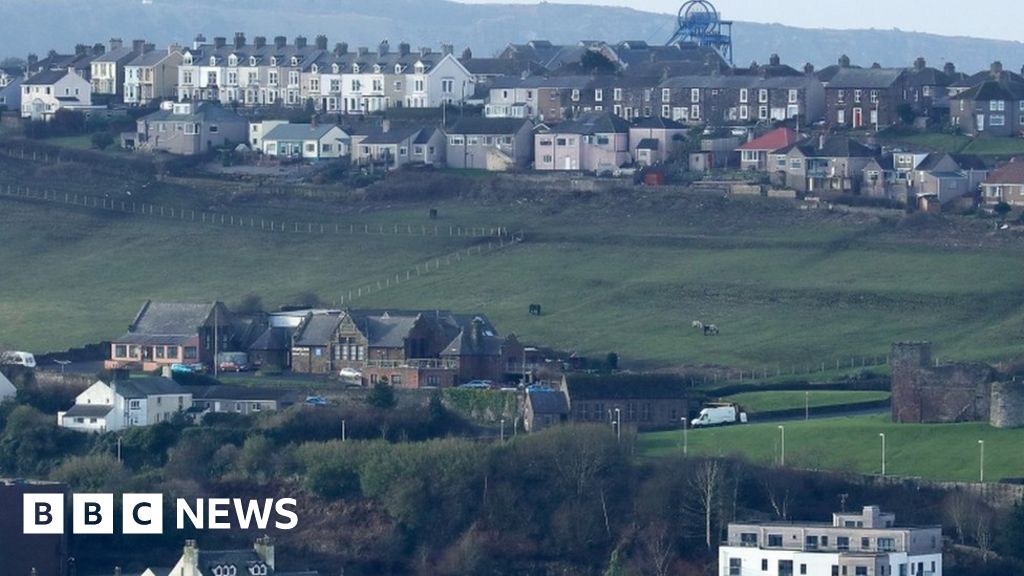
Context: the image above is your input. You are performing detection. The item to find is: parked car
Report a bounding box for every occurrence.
[458,380,492,390]
[216,352,251,372]
[0,351,36,368]
[304,396,329,406]
[171,363,206,375]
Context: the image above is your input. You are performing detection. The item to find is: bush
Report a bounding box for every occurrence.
[367,381,397,410]
[91,131,115,150]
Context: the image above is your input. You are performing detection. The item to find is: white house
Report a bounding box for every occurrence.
[124,46,183,106]
[719,506,942,576]
[0,371,15,403]
[58,378,192,433]
[161,537,316,576]
[261,123,350,159]
[249,120,288,150]
[20,68,92,120]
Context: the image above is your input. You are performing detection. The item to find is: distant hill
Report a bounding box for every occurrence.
[4,0,1024,74]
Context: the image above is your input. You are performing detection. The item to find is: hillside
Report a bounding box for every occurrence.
[4,149,1024,372]
[3,0,1024,71]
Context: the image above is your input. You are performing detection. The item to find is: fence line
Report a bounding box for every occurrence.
[0,182,514,240]
[336,234,525,307]
[698,355,890,387]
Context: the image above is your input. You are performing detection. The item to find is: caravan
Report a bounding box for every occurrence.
[0,351,36,369]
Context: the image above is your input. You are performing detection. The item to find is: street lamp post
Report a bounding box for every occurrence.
[879,433,886,476]
[54,359,71,380]
[500,418,505,442]
[614,408,621,442]
[681,417,689,457]
[978,440,985,483]
[778,425,786,467]
[805,391,810,421]
[341,419,346,442]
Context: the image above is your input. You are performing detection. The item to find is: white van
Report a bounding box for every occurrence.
[1,351,36,368]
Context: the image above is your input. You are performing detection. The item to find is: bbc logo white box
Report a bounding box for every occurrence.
[123,494,164,534]
[72,493,114,535]
[23,494,64,534]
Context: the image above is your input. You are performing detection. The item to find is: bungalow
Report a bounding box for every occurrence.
[105,301,237,372]
[628,116,687,166]
[534,111,631,173]
[133,101,248,155]
[190,385,296,415]
[524,388,571,432]
[561,374,690,431]
[58,378,191,432]
[261,123,350,159]
[737,127,800,171]
[981,158,1024,206]
[445,117,535,171]
[20,68,92,120]
[354,125,445,169]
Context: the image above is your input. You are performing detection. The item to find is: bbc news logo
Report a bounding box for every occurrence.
[23,494,299,534]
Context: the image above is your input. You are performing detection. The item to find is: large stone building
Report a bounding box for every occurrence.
[890,341,1024,428]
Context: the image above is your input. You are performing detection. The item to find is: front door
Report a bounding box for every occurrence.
[564,156,572,170]
[853,107,863,128]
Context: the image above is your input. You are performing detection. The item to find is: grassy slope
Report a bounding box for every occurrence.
[721,391,891,413]
[4,162,1024,371]
[640,414,1024,483]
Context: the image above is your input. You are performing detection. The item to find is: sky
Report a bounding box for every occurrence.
[460,0,1024,42]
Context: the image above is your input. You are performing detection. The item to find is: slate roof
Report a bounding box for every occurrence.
[826,68,905,89]
[360,126,425,145]
[363,315,420,348]
[528,390,570,415]
[951,154,988,171]
[127,49,176,67]
[191,385,294,402]
[23,69,69,86]
[292,313,341,347]
[488,75,592,90]
[92,47,137,64]
[264,123,346,142]
[904,66,952,88]
[459,58,522,76]
[796,136,876,159]
[658,74,812,90]
[114,378,187,399]
[548,111,629,135]
[64,404,114,418]
[446,117,530,135]
[125,301,218,337]
[249,327,293,351]
[636,138,659,151]
[738,128,800,152]
[631,116,687,130]
[984,159,1024,185]
[196,550,267,575]
[916,153,952,171]
[952,80,1024,102]
[565,374,689,400]
[441,327,503,357]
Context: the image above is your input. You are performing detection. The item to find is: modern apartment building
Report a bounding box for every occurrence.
[719,506,942,576]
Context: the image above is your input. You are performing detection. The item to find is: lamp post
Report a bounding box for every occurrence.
[778,425,786,467]
[500,418,505,442]
[341,419,346,442]
[681,417,689,457]
[54,359,71,380]
[614,408,621,442]
[978,440,985,483]
[805,391,810,421]
[879,433,886,476]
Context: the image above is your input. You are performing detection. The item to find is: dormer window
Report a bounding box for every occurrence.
[211,566,238,576]
[395,64,402,74]
[353,63,360,73]
[373,64,381,74]
[270,57,277,67]
[209,56,217,66]
[415,63,425,74]
[311,64,318,74]
[290,56,298,67]
[183,54,193,65]
[249,56,257,67]
[332,63,339,74]
[249,564,268,576]
[228,55,238,67]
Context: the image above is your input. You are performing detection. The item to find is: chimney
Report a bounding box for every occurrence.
[183,540,199,574]
[294,36,307,49]
[234,32,246,49]
[254,36,267,49]
[914,57,926,71]
[335,42,349,56]
[132,39,146,54]
[838,54,851,68]
[93,43,106,56]
[358,47,369,57]
[213,36,227,49]
[378,40,390,56]
[110,38,124,52]
[419,47,432,57]
[315,35,328,51]
[804,62,815,75]
[27,54,38,69]
[274,36,287,49]
[471,317,484,347]
[193,34,206,50]
[871,62,881,69]
[944,62,956,76]
[442,43,454,57]
[991,61,1003,78]
[167,44,181,56]
[144,43,155,54]
[398,42,411,57]
[818,133,826,151]
[769,53,780,67]
[254,537,276,571]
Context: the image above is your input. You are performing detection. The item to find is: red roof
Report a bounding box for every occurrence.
[984,158,1024,185]
[737,128,800,152]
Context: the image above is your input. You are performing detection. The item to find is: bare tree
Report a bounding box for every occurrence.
[944,491,976,545]
[972,503,996,561]
[762,469,795,521]
[685,459,723,550]
[636,521,677,576]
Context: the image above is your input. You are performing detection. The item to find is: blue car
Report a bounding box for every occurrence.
[304,396,329,406]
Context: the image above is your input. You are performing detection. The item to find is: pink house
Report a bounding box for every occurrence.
[105,301,234,372]
[534,111,631,173]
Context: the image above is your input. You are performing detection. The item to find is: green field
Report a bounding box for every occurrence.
[721,390,890,413]
[3,153,1024,372]
[878,131,1024,157]
[640,414,1024,482]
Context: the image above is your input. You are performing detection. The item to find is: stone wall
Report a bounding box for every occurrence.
[890,341,1000,425]
[990,381,1024,429]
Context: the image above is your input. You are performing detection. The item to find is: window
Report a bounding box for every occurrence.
[870,90,879,103]
[572,89,580,102]
[115,345,128,358]
[991,100,1006,112]
[690,104,700,120]
[155,346,165,359]
[767,534,783,547]
[305,143,316,153]
[691,88,700,102]
[861,537,870,549]
[878,537,896,551]
[441,78,455,94]
[449,136,464,146]
[805,535,819,550]
[268,71,278,85]
[854,89,862,103]
[542,154,553,163]
[832,567,840,576]
[595,89,603,102]
[991,114,1006,126]
[129,400,141,409]
[661,104,671,117]
[800,565,807,575]
[762,559,769,571]
[837,536,850,551]
[740,533,757,546]
[837,89,845,103]
[759,106,768,120]
[759,89,768,103]
[740,88,748,103]
[556,138,567,146]
[314,348,323,357]
[184,347,197,359]
[838,109,846,124]
[740,105,749,120]
[855,568,867,576]
[728,559,741,576]
[778,560,794,576]
[613,88,622,101]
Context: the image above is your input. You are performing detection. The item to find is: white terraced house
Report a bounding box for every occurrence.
[719,506,942,576]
